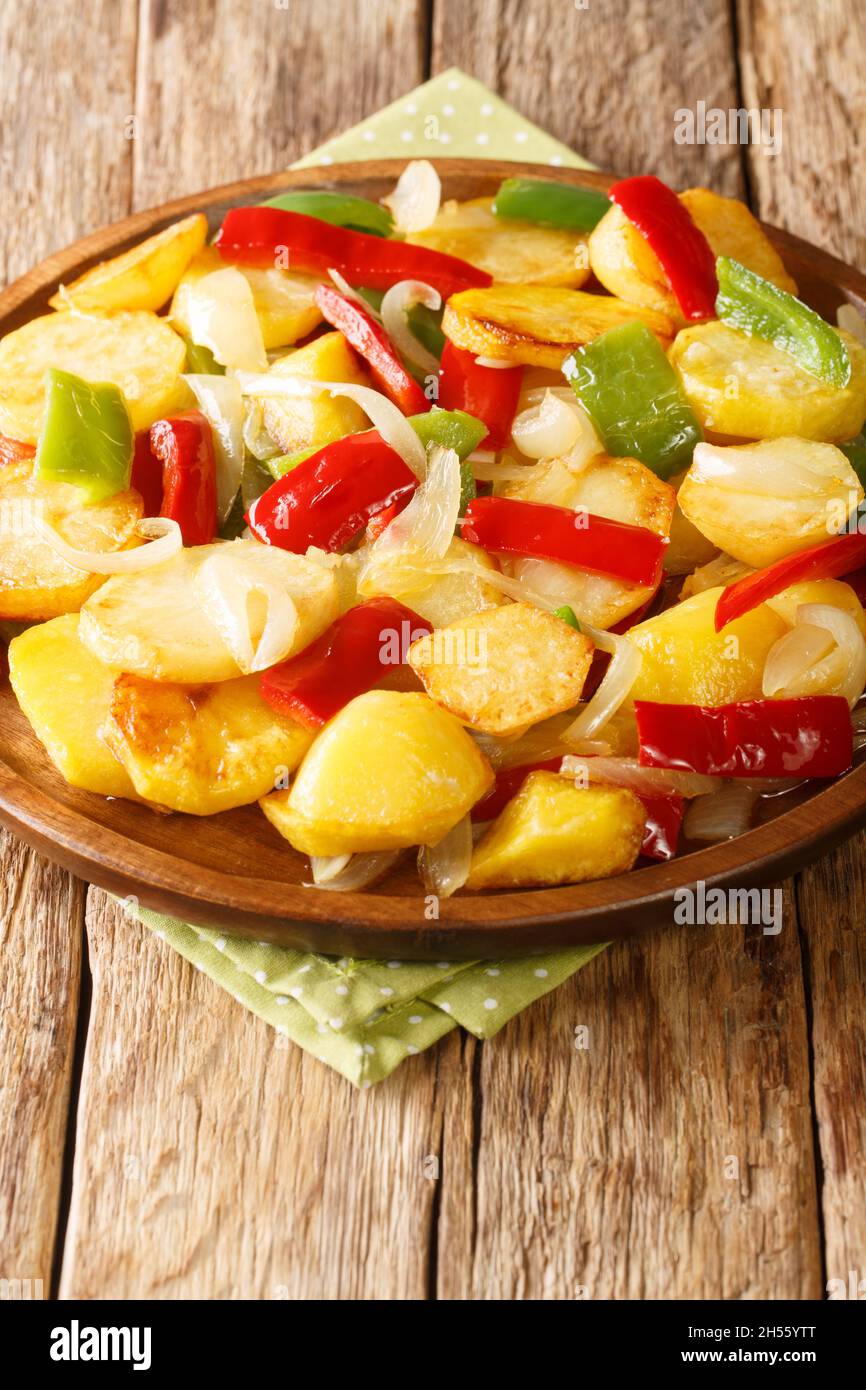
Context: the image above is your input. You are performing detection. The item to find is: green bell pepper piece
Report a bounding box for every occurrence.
[358,287,446,365]
[553,605,581,630]
[715,256,852,389]
[408,407,487,460]
[563,321,702,479]
[492,178,610,231]
[264,446,320,481]
[261,190,393,238]
[35,368,133,502]
[183,335,225,376]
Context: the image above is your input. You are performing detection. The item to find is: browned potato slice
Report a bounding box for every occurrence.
[50,214,208,313]
[466,772,645,889]
[0,464,143,620]
[105,674,314,815]
[171,245,323,350]
[408,602,594,735]
[408,197,590,287]
[442,285,676,370]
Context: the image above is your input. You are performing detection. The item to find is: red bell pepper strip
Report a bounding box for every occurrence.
[149,412,218,547]
[608,174,718,321]
[714,530,866,632]
[0,434,35,467]
[635,697,853,779]
[214,207,491,301]
[247,428,417,553]
[314,284,428,414]
[130,432,164,516]
[260,597,432,728]
[638,793,684,860]
[438,342,522,451]
[461,496,667,588]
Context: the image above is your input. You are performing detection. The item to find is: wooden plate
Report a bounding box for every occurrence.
[2,158,866,959]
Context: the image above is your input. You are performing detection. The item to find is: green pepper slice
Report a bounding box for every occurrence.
[492,178,610,231]
[261,190,393,238]
[35,368,133,502]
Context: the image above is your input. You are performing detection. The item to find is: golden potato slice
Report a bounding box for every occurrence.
[8,614,138,799]
[663,470,720,574]
[170,245,323,350]
[680,189,798,295]
[378,538,504,628]
[628,585,787,705]
[669,321,866,442]
[442,285,676,370]
[261,331,370,454]
[677,438,862,567]
[261,690,493,855]
[466,772,645,889]
[408,197,590,287]
[499,453,676,628]
[0,310,187,443]
[408,602,594,735]
[104,673,314,815]
[50,214,208,314]
[0,464,143,620]
[79,540,340,683]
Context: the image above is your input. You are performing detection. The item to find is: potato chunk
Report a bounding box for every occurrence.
[104,674,314,815]
[170,245,323,350]
[408,602,594,735]
[466,772,645,889]
[0,310,187,443]
[260,690,493,855]
[261,331,370,454]
[50,214,208,313]
[669,321,866,442]
[677,438,862,567]
[628,585,787,705]
[385,538,504,628]
[442,285,675,369]
[408,197,590,287]
[0,464,143,620]
[8,614,137,799]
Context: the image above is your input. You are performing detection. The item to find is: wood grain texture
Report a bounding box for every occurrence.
[432,0,745,193]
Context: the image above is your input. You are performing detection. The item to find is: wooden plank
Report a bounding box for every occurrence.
[432,0,745,192]
[738,0,866,1293]
[0,0,139,1296]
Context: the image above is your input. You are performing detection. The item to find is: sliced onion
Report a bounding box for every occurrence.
[193,544,300,674]
[762,623,836,697]
[381,280,441,375]
[310,854,352,884]
[763,601,866,706]
[475,355,520,369]
[681,551,753,599]
[691,439,839,499]
[34,515,182,574]
[469,457,532,482]
[306,851,403,891]
[357,444,460,596]
[683,783,758,842]
[837,302,866,348]
[382,160,441,233]
[563,625,642,741]
[236,372,426,477]
[561,754,722,798]
[418,815,472,898]
[242,399,281,461]
[512,389,586,460]
[181,267,267,373]
[184,373,245,521]
[327,268,383,321]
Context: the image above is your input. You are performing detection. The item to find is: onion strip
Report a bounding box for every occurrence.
[418,815,472,898]
[561,754,722,798]
[34,515,182,574]
[307,851,403,891]
[382,160,441,233]
[563,624,642,742]
[381,279,442,375]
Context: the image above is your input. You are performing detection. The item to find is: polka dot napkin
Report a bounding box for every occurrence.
[133,68,605,1088]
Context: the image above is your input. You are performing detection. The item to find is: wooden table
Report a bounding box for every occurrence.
[1,0,864,1301]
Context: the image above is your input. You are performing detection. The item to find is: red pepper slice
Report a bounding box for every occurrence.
[635,697,853,779]
[461,495,667,588]
[637,793,684,860]
[149,412,217,546]
[247,428,417,553]
[260,597,432,728]
[0,434,35,467]
[130,432,164,516]
[438,342,522,451]
[609,175,718,321]
[215,207,490,301]
[715,530,866,631]
[314,284,428,415]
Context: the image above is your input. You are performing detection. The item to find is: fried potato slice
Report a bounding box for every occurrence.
[669,321,866,442]
[0,310,187,443]
[408,602,594,735]
[170,244,323,350]
[377,538,504,628]
[442,285,676,369]
[50,214,208,314]
[104,673,314,815]
[466,771,645,889]
[0,464,143,619]
[261,690,493,855]
[79,541,340,683]
[8,614,138,799]
[499,453,676,628]
[408,196,590,287]
[677,438,862,567]
[588,189,797,322]
[261,330,371,453]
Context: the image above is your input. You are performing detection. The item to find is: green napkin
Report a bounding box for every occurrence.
[133,68,606,1088]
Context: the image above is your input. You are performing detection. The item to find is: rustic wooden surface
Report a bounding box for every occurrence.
[1,0,864,1300]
